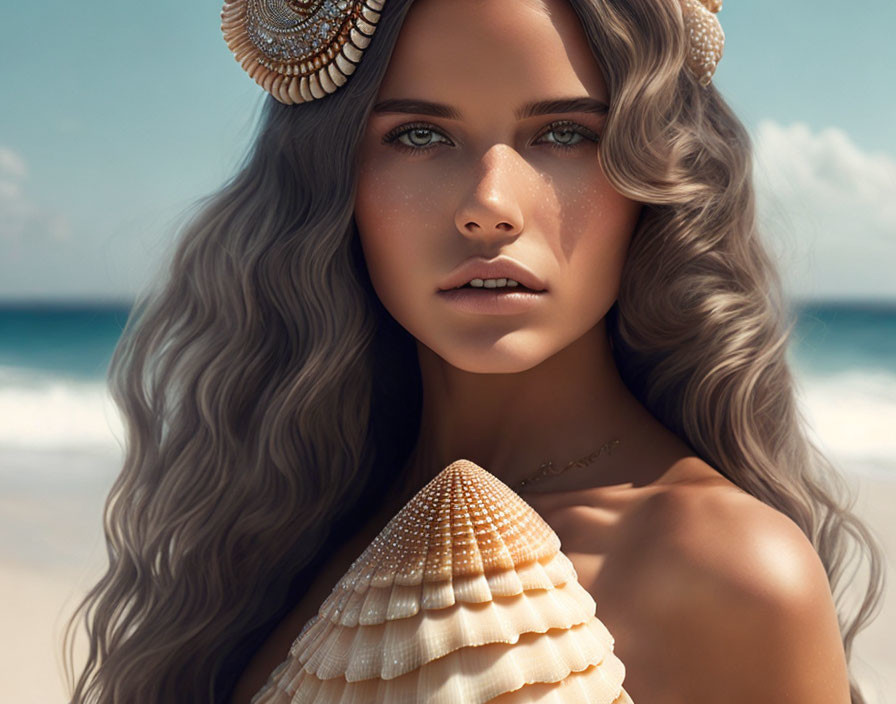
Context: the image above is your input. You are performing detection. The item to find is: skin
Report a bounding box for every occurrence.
[230,0,853,700]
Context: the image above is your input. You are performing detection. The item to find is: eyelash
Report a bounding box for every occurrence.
[381,119,600,154]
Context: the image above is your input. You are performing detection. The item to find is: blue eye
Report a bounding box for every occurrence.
[382,122,453,153]
[538,121,601,151]
[382,120,600,154]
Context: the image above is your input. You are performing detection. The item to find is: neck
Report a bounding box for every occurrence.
[399,319,647,496]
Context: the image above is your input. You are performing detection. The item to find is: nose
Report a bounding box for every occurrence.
[454,145,526,243]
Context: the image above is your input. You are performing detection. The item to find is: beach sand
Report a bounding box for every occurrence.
[1,457,893,703]
[842,470,896,704]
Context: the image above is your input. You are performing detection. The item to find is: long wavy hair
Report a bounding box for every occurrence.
[62,0,885,701]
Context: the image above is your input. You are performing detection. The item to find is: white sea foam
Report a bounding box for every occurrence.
[0,363,894,478]
[0,365,124,452]
[794,367,896,479]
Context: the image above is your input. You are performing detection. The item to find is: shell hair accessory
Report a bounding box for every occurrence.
[680,0,725,86]
[221,0,384,105]
[221,0,725,105]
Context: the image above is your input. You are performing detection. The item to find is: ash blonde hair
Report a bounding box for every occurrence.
[63,0,884,701]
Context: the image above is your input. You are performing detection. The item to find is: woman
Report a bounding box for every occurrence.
[63,0,884,701]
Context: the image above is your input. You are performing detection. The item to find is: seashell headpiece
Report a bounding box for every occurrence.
[220,0,725,105]
[680,0,725,87]
[220,0,385,105]
[250,459,634,703]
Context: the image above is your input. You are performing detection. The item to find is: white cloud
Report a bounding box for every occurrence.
[0,147,27,180]
[0,145,70,245]
[752,121,896,300]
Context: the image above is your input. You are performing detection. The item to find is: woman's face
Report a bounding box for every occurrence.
[354,0,642,374]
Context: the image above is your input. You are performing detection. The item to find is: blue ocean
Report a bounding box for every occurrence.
[0,301,894,481]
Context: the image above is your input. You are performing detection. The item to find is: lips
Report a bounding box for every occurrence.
[438,256,547,293]
[437,285,546,314]
[455,281,537,292]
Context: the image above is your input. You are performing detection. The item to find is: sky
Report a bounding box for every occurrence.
[0,0,894,303]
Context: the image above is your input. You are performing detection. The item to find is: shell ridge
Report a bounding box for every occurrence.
[295,617,613,698]
[484,661,628,704]
[302,580,600,681]
[467,467,525,573]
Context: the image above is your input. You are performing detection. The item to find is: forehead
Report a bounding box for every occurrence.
[375,0,608,108]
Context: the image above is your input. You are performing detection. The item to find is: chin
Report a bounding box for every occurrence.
[421,336,553,375]
[450,356,543,375]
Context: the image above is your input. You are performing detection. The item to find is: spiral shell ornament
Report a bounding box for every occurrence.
[251,459,633,703]
[221,0,385,104]
[680,0,725,86]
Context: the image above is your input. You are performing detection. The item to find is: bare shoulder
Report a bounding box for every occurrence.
[633,471,826,605]
[606,462,851,703]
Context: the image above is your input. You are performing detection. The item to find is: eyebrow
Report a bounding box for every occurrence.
[371,96,609,120]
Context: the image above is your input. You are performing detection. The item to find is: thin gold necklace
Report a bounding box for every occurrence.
[513,438,621,492]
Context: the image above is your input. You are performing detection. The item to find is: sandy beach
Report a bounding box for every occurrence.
[2,451,893,703]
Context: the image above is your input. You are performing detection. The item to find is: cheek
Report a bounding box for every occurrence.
[556,178,641,304]
[354,162,439,316]
[355,161,405,292]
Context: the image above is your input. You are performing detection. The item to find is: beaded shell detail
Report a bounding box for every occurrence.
[220,0,385,104]
[221,0,726,104]
[680,0,725,86]
[250,459,633,703]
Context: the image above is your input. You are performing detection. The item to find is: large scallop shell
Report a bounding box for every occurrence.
[221,0,386,104]
[251,459,634,703]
